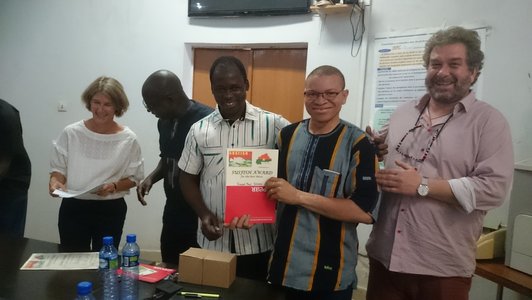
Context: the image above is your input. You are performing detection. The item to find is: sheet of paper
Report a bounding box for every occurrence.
[52,184,104,198]
[20,252,99,270]
[225,148,278,224]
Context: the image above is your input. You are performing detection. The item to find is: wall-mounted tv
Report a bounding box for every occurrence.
[188,0,311,17]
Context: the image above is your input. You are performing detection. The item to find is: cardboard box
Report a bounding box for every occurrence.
[178,248,236,288]
[178,248,205,285]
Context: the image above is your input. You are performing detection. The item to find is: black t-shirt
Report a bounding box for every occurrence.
[0,99,31,193]
[158,100,213,228]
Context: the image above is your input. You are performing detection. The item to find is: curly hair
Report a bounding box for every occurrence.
[423,26,484,73]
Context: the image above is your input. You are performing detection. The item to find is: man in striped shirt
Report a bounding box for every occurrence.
[265,65,378,299]
[178,56,290,280]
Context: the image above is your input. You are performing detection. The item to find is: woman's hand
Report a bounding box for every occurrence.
[95,182,117,197]
[49,172,67,197]
[49,181,66,197]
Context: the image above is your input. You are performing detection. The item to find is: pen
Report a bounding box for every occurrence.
[179,291,220,298]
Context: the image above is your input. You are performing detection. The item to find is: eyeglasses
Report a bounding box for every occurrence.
[395,109,453,163]
[303,90,342,101]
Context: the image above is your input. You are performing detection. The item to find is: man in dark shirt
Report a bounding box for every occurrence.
[0,99,31,238]
[137,70,213,265]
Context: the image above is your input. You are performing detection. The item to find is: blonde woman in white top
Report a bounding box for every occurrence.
[49,76,144,251]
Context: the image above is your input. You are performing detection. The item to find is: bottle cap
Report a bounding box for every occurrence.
[103,236,113,245]
[126,234,136,243]
[77,281,92,295]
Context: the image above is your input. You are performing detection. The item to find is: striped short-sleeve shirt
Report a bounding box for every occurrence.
[178,101,290,255]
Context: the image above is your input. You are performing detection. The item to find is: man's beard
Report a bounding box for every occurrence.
[425,75,472,104]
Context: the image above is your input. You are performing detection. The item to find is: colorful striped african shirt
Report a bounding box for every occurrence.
[267,119,378,291]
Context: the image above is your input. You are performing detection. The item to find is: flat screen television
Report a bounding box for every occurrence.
[188,0,311,17]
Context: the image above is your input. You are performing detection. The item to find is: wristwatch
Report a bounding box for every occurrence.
[417,176,429,197]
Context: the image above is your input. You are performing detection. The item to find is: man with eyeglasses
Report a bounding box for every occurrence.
[178,56,290,280]
[365,26,514,300]
[265,65,378,300]
[137,70,213,266]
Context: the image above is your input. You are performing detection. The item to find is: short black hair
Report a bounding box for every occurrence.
[209,56,248,84]
[307,65,346,89]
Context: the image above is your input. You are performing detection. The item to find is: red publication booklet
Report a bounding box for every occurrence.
[225,149,278,224]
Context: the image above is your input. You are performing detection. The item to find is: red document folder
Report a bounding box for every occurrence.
[117,263,176,283]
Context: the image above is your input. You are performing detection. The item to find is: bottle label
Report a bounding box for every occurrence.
[122,255,139,267]
[99,258,108,269]
[99,257,119,269]
[109,257,119,269]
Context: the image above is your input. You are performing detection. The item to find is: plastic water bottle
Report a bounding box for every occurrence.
[121,234,140,300]
[99,236,120,300]
[75,281,96,300]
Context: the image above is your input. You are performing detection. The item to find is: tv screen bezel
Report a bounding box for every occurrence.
[188,0,311,17]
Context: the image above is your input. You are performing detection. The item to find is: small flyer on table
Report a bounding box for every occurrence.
[225,148,278,224]
[20,252,99,270]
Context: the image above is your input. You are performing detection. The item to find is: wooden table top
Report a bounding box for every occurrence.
[475,258,532,297]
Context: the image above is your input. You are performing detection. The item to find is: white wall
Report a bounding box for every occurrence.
[1,1,531,299]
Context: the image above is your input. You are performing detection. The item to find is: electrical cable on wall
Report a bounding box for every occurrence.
[350,4,366,57]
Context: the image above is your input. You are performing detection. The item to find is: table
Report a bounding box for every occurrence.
[0,235,286,300]
[475,258,532,300]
